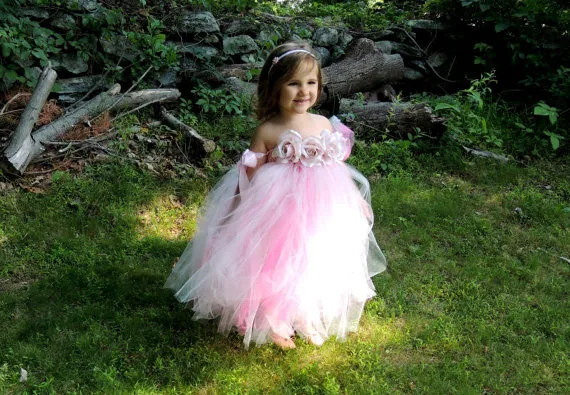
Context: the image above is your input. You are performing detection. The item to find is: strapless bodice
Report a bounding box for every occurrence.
[267,129,349,167]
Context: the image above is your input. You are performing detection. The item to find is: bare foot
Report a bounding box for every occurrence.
[299,324,325,346]
[271,333,296,349]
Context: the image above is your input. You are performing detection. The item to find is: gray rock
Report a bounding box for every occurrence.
[313,27,339,46]
[427,52,447,68]
[179,57,198,77]
[313,47,331,67]
[64,0,100,12]
[223,35,259,56]
[257,30,279,43]
[178,11,220,35]
[403,68,424,81]
[225,19,260,36]
[225,76,256,96]
[21,8,50,19]
[375,41,392,54]
[240,54,258,63]
[51,13,76,30]
[289,34,304,42]
[175,43,220,61]
[56,74,109,94]
[390,42,424,58]
[407,19,445,31]
[60,53,89,74]
[100,36,137,61]
[338,31,353,48]
[157,70,178,88]
[203,34,219,44]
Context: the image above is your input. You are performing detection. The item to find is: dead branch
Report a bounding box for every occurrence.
[4,67,58,172]
[3,81,180,173]
[160,106,216,154]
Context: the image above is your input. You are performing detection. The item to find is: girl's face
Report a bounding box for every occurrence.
[278,63,319,117]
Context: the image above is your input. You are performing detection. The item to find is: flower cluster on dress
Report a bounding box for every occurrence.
[271,130,347,167]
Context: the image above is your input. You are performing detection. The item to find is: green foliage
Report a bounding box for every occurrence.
[124,16,178,76]
[348,137,419,176]
[427,72,567,156]
[426,0,570,104]
[0,1,177,88]
[191,82,251,117]
[299,0,410,31]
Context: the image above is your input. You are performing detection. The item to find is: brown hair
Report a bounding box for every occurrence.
[255,42,323,121]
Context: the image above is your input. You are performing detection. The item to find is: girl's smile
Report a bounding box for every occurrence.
[279,65,319,116]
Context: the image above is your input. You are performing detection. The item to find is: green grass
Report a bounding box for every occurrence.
[1,155,569,393]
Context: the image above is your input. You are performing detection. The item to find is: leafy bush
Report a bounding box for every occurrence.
[426,0,570,106]
[426,72,567,156]
[0,1,177,88]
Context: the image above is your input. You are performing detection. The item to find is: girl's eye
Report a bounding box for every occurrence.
[288,82,298,86]
[308,81,317,85]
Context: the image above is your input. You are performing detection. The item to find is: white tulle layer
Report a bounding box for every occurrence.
[165,161,386,348]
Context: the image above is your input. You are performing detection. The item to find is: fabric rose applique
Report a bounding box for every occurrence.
[301,136,325,167]
[272,130,303,164]
[321,130,346,164]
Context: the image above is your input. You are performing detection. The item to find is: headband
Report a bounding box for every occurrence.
[269,49,316,73]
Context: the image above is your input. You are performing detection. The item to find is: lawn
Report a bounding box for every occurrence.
[1,155,569,393]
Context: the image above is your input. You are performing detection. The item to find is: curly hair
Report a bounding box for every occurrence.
[255,42,323,121]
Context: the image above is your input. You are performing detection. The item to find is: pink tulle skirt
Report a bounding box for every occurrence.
[165,161,386,348]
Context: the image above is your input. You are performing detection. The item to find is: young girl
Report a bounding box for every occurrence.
[165,42,386,349]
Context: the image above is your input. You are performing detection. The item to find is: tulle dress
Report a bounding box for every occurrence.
[165,117,386,348]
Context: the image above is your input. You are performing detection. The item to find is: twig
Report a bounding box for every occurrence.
[160,106,216,153]
[392,26,426,57]
[426,61,457,83]
[111,98,166,122]
[447,55,456,79]
[1,93,31,115]
[92,65,154,122]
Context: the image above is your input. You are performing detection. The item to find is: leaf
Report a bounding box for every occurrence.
[550,134,560,150]
[533,106,550,116]
[495,23,510,33]
[434,103,460,112]
[1,43,11,57]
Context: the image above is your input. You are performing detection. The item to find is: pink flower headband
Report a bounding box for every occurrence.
[269,49,316,73]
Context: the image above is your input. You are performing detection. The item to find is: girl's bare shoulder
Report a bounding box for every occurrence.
[252,121,281,151]
[310,113,333,131]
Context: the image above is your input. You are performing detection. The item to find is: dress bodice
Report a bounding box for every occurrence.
[267,129,350,167]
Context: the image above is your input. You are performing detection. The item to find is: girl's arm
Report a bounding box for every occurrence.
[245,126,269,180]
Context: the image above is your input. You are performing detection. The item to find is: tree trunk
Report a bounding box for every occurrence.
[321,38,405,103]
[339,99,445,139]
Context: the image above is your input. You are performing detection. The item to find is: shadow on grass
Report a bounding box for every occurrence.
[0,162,240,392]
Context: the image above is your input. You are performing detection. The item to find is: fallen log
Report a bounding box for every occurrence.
[160,107,216,154]
[3,81,180,173]
[339,99,445,139]
[322,38,405,104]
[4,67,58,173]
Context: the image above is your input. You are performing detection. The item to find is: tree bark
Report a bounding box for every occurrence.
[4,67,58,171]
[339,99,445,139]
[321,38,405,103]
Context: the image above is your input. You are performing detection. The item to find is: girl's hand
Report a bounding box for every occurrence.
[361,199,373,223]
